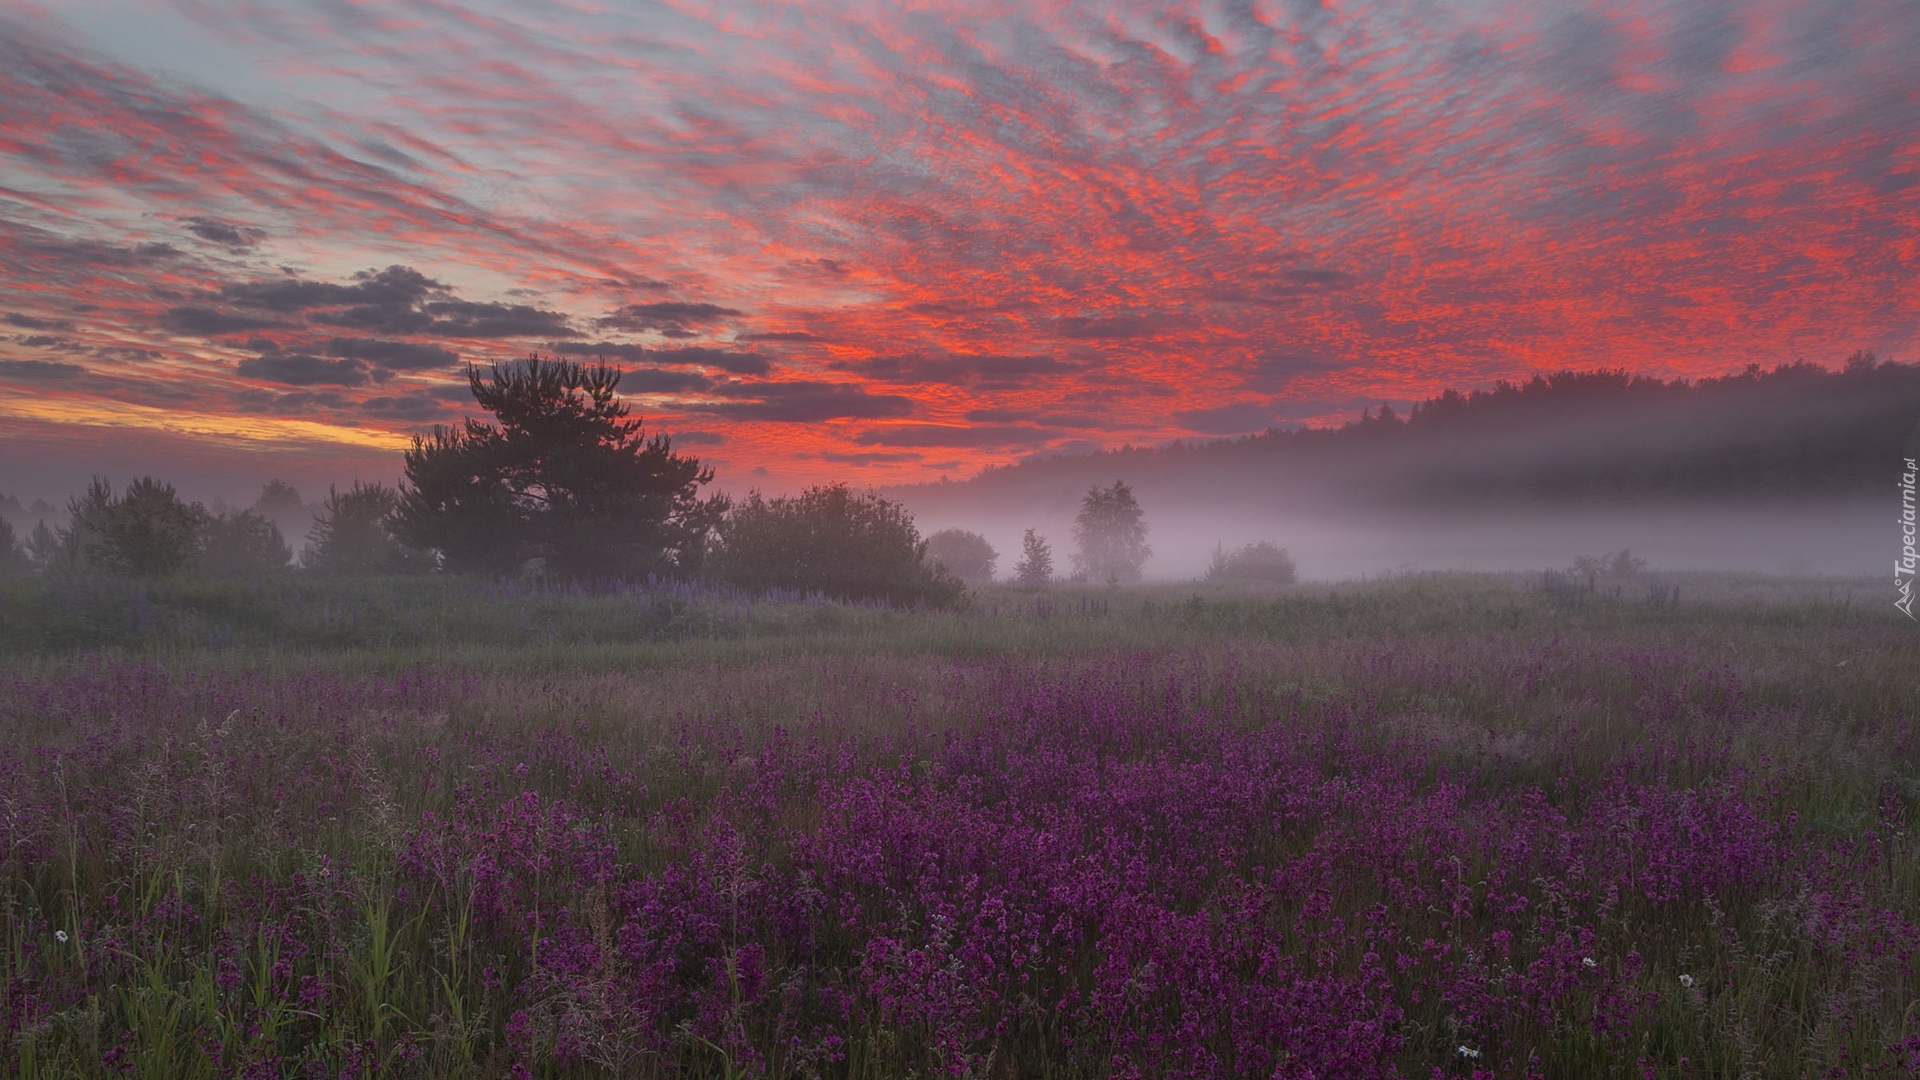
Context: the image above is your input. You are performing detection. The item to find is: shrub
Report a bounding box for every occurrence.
[713,484,964,608]
[1205,541,1298,585]
[305,482,418,575]
[199,510,292,576]
[924,528,998,585]
[58,476,206,577]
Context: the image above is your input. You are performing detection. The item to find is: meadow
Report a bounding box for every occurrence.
[1,572,1914,1078]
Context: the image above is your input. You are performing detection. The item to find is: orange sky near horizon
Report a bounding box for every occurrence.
[1,0,1915,501]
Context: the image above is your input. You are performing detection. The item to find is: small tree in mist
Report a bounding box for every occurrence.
[24,520,59,571]
[200,510,291,576]
[391,355,724,578]
[1014,528,1054,589]
[924,528,998,585]
[305,482,415,574]
[0,517,28,577]
[1205,541,1297,585]
[712,484,964,608]
[1072,480,1150,585]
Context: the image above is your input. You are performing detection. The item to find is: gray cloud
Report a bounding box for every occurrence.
[324,337,459,371]
[0,359,85,383]
[5,312,73,331]
[648,347,771,376]
[598,301,743,333]
[182,216,266,248]
[162,306,284,335]
[618,368,714,393]
[236,353,369,386]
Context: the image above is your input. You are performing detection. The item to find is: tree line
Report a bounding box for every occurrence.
[0,356,1294,605]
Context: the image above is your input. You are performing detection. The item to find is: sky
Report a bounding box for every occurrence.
[1,0,1916,502]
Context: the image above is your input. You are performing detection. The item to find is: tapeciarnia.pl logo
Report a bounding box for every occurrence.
[1899,457,1917,620]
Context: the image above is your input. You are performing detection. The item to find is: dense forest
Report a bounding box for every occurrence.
[896,354,1917,513]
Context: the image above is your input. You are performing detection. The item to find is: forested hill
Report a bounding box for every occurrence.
[892,355,1920,516]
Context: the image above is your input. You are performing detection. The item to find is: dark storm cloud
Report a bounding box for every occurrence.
[322,337,458,371]
[236,353,369,386]
[161,306,284,335]
[598,301,743,333]
[0,359,85,383]
[182,217,266,248]
[693,381,914,422]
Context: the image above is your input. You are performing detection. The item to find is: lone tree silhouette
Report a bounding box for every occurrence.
[391,355,724,578]
[1072,480,1150,584]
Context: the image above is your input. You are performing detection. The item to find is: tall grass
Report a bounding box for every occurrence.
[1,573,1914,1076]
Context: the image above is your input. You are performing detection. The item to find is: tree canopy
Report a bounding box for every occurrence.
[390,355,723,578]
[1072,480,1150,584]
[924,528,998,586]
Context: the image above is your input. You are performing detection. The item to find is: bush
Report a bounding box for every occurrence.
[200,510,292,576]
[713,484,965,608]
[1205,541,1298,585]
[59,476,206,577]
[924,529,998,585]
[305,482,419,575]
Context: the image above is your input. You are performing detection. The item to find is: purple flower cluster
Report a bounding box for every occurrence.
[1,640,1915,1076]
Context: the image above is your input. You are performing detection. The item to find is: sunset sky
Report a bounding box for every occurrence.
[2,0,1916,501]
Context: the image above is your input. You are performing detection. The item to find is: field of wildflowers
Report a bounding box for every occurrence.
[1,574,1915,1077]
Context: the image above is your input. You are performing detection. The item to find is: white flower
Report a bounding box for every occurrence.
[55,930,68,943]
[1457,1045,1481,1059]
[1679,973,1694,988]
[1583,957,1597,969]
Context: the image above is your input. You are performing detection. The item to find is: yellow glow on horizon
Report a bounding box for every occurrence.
[0,395,412,453]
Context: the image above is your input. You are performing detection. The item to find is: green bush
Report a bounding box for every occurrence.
[713,484,965,608]
[1204,540,1298,585]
